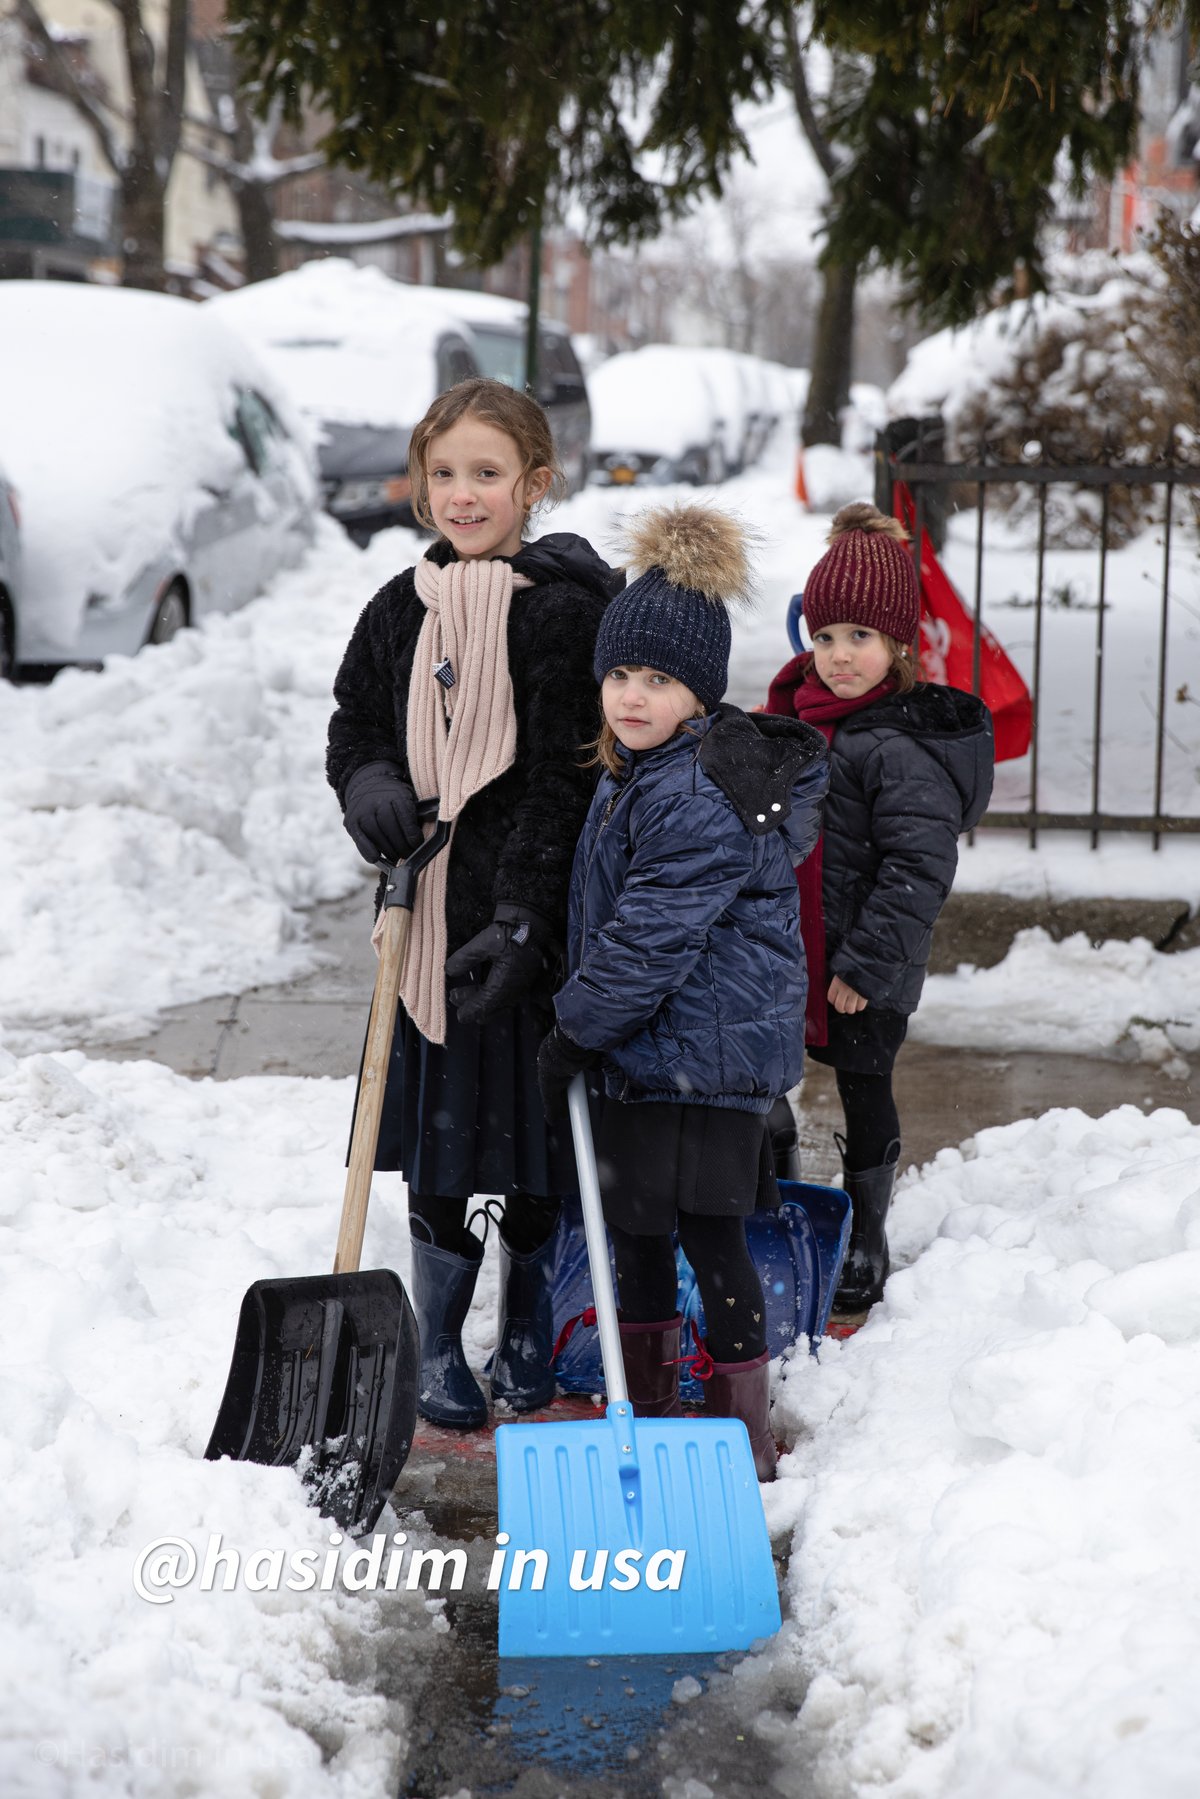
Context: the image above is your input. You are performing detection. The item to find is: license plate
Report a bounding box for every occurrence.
[609,465,637,485]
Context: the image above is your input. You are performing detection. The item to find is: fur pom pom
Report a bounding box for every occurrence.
[828,502,910,545]
[623,503,754,605]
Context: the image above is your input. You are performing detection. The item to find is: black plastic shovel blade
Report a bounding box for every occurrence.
[205,1269,418,1535]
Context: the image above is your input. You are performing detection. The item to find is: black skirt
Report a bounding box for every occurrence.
[595,1097,779,1237]
[371,990,578,1201]
[807,1004,909,1075]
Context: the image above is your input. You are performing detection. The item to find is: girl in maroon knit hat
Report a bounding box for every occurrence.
[764,503,994,1322]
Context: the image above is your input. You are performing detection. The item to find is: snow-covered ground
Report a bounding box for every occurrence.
[6,431,1200,1797]
[2,430,1200,1065]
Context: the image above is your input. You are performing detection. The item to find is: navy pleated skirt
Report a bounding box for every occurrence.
[595,1097,779,1237]
[371,991,579,1202]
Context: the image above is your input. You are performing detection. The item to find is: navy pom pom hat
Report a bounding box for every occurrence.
[593,504,753,713]
[802,502,920,644]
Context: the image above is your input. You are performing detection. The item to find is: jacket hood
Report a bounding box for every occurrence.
[506,532,625,600]
[840,685,994,830]
[425,531,625,603]
[699,704,828,837]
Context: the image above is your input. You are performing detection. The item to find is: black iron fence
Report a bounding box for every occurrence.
[880,427,1200,848]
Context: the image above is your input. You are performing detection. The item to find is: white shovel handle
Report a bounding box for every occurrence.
[567,1072,629,1407]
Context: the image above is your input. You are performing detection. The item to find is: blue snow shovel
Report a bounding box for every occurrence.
[496,1074,782,1658]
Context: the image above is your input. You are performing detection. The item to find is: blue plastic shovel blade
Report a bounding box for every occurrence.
[779,1180,852,1337]
[496,1402,781,1658]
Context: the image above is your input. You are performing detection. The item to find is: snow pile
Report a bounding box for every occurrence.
[0,1047,441,1797]
[916,928,1200,1071]
[0,519,416,1054]
[800,444,874,512]
[757,1102,1200,1798]
[209,260,471,432]
[0,282,314,656]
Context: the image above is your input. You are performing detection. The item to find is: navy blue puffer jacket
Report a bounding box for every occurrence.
[554,706,828,1112]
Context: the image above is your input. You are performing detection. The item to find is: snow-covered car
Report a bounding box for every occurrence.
[0,460,20,681]
[587,345,725,486]
[427,286,592,493]
[209,261,480,543]
[688,346,753,476]
[0,282,317,673]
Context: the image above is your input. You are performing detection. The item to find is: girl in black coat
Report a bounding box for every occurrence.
[766,504,994,1319]
[326,378,621,1428]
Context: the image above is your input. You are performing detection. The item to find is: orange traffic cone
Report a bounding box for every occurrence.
[795,448,808,506]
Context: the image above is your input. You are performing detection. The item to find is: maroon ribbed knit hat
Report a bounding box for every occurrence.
[803,503,919,643]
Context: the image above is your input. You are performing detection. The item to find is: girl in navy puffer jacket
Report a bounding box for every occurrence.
[538,507,828,1479]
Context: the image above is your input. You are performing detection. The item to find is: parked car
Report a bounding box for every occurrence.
[0,282,316,673]
[426,287,592,493]
[587,345,725,487]
[210,261,481,543]
[0,461,20,681]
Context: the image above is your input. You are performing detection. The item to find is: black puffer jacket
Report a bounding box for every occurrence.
[818,685,993,1014]
[326,535,620,952]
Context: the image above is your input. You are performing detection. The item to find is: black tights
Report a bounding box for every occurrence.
[835,1069,901,1173]
[609,1215,767,1363]
[409,1191,559,1256]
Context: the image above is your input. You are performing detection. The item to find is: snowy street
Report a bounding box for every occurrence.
[5,436,1200,1798]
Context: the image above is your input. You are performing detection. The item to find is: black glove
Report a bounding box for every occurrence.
[445,904,554,1026]
[537,1024,599,1119]
[341,761,420,865]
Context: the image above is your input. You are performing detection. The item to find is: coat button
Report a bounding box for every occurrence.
[771,802,782,812]
[756,813,766,823]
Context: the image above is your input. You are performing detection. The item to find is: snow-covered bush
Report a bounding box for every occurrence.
[889,229,1200,547]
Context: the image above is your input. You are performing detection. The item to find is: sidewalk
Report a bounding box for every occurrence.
[91,885,1200,1175]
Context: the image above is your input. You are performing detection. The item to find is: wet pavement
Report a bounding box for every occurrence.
[91,884,1200,1181]
[387,1404,796,1799]
[89,891,1199,1798]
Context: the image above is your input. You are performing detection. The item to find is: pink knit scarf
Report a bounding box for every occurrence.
[401,554,533,1043]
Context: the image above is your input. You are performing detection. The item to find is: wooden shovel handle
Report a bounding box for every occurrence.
[333,901,410,1276]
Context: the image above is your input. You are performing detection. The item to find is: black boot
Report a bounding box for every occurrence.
[491,1217,559,1412]
[409,1217,488,1428]
[768,1094,802,1183]
[832,1138,900,1315]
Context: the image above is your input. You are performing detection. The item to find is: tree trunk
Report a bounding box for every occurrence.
[119,154,169,290]
[236,180,279,284]
[802,256,858,446]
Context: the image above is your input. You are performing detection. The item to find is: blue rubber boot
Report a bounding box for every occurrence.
[490,1219,559,1412]
[409,1217,488,1428]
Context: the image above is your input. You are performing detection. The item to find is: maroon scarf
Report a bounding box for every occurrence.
[765,652,897,1045]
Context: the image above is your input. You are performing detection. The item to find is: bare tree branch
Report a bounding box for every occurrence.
[14,0,124,172]
[160,0,190,167]
[784,14,837,181]
[112,0,159,162]
[182,133,324,189]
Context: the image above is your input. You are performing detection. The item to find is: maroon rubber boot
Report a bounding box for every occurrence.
[701,1348,777,1482]
[618,1315,684,1418]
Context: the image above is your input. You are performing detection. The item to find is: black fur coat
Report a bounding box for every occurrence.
[327,535,620,953]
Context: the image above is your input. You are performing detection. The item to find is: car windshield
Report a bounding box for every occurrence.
[469,325,525,388]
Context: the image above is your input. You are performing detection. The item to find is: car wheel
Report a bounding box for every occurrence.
[147,582,188,647]
[0,596,14,682]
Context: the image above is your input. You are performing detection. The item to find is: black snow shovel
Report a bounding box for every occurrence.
[205,805,450,1534]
